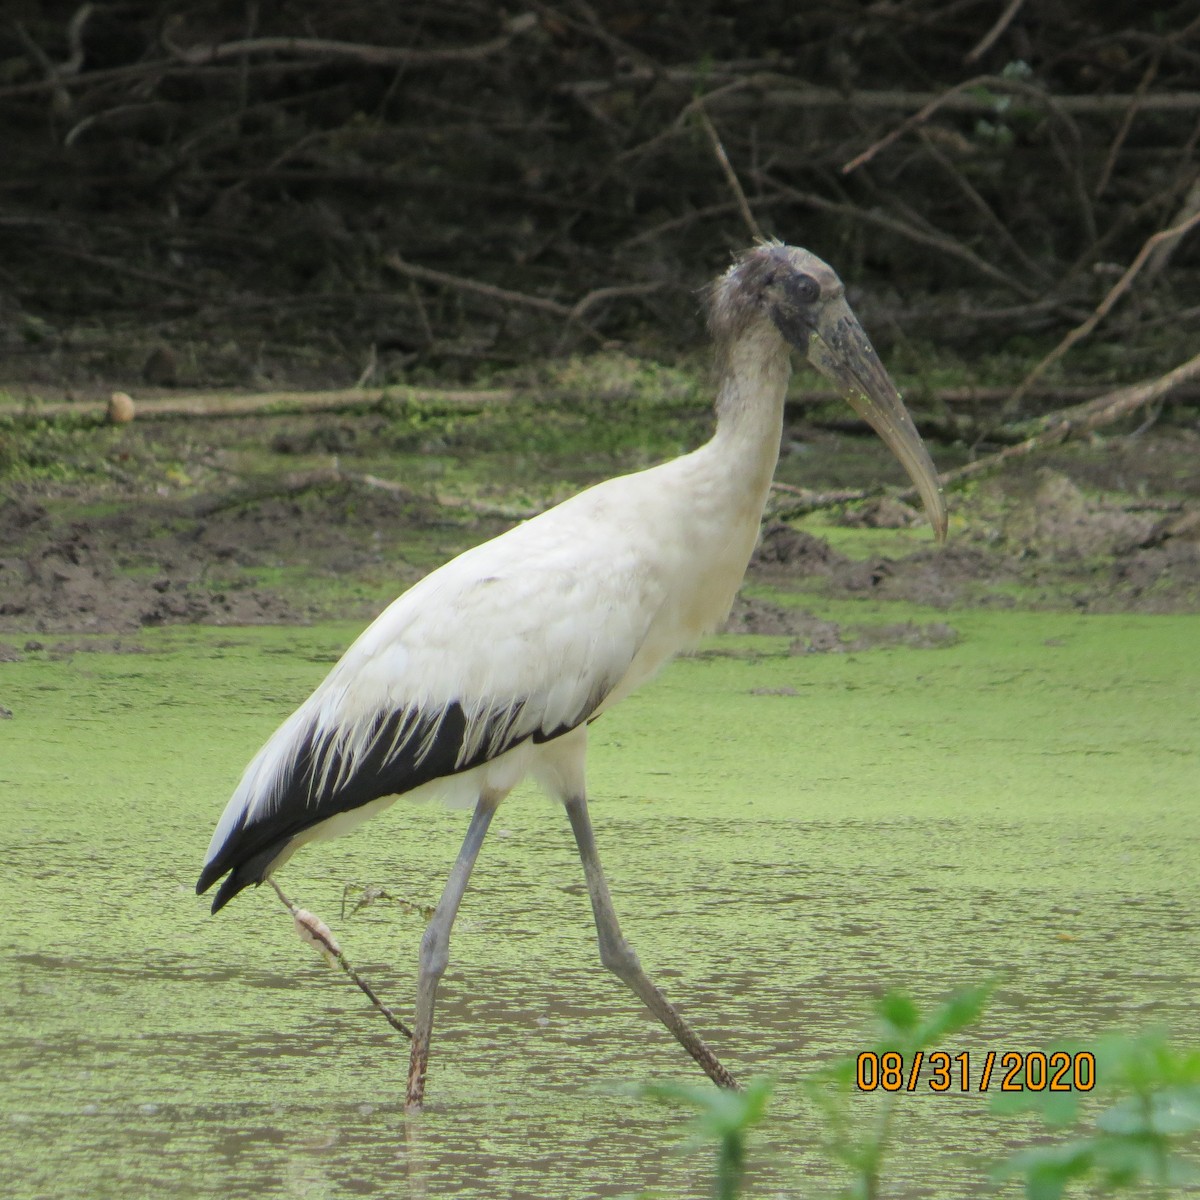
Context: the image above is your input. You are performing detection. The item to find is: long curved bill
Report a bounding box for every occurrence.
[806,298,947,542]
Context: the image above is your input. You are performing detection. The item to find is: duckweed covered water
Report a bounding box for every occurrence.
[2,612,1198,1198]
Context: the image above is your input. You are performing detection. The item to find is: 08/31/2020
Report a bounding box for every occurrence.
[855,1050,1096,1093]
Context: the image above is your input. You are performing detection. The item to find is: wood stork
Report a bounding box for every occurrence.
[197,242,947,1109]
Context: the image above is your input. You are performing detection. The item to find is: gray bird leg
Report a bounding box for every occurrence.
[406,793,498,1111]
[563,793,739,1090]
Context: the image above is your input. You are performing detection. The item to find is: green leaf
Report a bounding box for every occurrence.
[1098,1088,1200,1136]
[994,1140,1096,1200]
[878,990,920,1035]
[913,981,995,1046]
[630,1076,774,1139]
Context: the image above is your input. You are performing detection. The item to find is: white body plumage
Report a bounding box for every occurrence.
[203,322,790,901]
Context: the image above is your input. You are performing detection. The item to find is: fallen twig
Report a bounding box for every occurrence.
[346,470,542,521]
[8,381,1196,430]
[770,352,1200,517]
[1004,351,1200,441]
[269,878,413,1040]
[768,482,880,510]
[189,467,369,516]
[187,463,541,522]
[0,385,517,422]
[341,882,436,921]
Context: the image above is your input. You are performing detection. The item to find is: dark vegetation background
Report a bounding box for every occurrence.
[2,1,1199,403]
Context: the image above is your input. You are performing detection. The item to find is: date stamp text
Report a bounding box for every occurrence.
[855,1050,1096,1093]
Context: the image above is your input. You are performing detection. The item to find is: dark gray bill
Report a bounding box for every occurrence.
[807,299,947,541]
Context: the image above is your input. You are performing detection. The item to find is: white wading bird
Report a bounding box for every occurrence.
[198,243,947,1109]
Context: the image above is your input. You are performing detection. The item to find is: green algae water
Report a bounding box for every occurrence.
[2,612,1198,1199]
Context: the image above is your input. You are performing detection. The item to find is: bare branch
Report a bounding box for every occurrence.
[942,351,1200,488]
[0,387,517,422]
[384,252,574,318]
[163,14,537,68]
[758,173,1040,299]
[771,353,1200,517]
[562,71,1200,118]
[964,0,1030,64]
[836,75,1194,174]
[1008,209,1200,407]
[915,129,1051,283]
[1141,176,1200,283]
[569,282,665,322]
[1094,54,1160,198]
[693,102,764,241]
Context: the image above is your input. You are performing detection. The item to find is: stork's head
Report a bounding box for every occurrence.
[709,242,947,541]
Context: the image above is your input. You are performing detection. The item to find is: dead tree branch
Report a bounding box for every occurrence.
[758,173,1040,299]
[384,253,575,318]
[771,352,1200,517]
[693,102,764,241]
[940,351,1200,488]
[1007,209,1200,409]
[0,387,518,422]
[163,14,537,68]
[964,0,1029,63]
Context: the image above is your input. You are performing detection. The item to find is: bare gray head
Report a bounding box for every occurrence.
[708,242,842,350]
[707,242,947,542]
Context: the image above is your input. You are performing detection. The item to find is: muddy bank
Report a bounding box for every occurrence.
[0,484,436,634]
[2,383,1198,636]
[750,466,1200,615]
[2,468,1198,637]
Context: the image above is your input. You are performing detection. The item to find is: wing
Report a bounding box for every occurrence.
[197,515,664,911]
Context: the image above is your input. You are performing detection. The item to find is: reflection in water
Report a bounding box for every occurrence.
[2,616,1198,1198]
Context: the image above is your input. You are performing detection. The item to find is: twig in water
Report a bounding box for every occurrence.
[269,877,413,1040]
[341,881,437,921]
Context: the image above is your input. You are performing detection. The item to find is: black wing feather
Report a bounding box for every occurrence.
[198,685,608,913]
[200,703,493,911]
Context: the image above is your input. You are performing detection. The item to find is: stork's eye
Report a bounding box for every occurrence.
[786,273,821,305]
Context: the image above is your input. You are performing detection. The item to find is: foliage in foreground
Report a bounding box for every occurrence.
[992,1029,1200,1200]
[635,986,1200,1200]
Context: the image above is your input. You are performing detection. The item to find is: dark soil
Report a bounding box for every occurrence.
[0,483,435,633]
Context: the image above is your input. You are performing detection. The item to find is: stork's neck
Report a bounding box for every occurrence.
[704,327,792,513]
